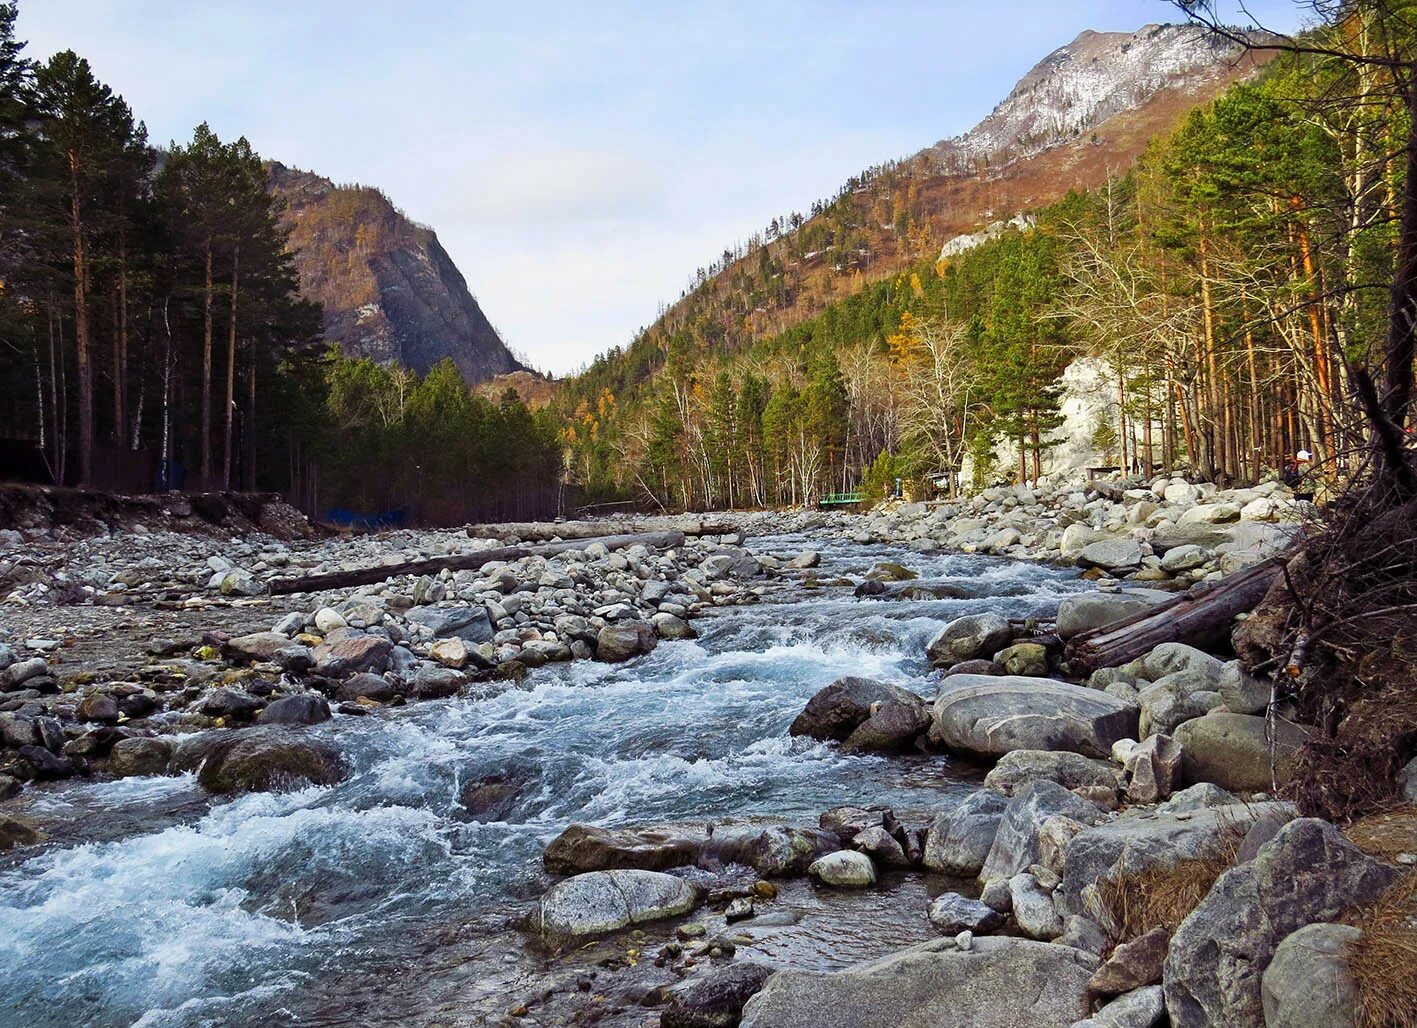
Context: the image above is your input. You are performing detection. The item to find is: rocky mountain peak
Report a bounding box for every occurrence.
[267,162,526,384]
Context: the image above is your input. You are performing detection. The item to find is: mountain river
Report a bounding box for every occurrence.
[0,533,1088,1027]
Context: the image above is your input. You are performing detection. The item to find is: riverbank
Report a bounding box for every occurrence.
[3,471,1408,1028]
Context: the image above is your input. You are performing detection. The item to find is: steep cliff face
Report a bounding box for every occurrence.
[267,162,525,383]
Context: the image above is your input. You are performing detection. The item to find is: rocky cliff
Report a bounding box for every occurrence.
[267,162,525,384]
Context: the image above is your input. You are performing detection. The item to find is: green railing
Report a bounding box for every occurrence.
[819,491,865,506]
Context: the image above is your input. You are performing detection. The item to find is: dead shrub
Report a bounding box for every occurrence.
[1096,833,1242,941]
[1348,870,1417,1028]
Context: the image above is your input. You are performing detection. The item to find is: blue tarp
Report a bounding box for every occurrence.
[324,507,409,529]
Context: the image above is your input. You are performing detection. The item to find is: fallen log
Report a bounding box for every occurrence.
[268,530,686,596]
[1064,558,1285,674]
[465,517,734,541]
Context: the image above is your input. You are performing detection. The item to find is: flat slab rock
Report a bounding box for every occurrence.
[928,674,1138,759]
[740,937,1098,1028]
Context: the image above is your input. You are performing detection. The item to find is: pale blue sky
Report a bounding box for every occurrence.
[19,1,1304,373]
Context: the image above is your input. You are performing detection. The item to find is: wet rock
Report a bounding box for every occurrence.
[926,613,1013,666]
[596,622,658,662]
[789,677,925,742]
[335,672,398,703]
[922,789,1008,876]
[106,736,175,777]
[408,666,463,699]
[256,693,332,726]
[543,824,701,875]
[1173,712,1313,792]
[0,813,43,852]
[273,645,315,673]
[2,657,48,690]
[739,937,1098,1028]
[711,826,839,878]
[1163,818,1398,1028]
[663,962,775,1028]
[807,850,876,887]
[841,700,929,753]
[929,675,1138,759]
[865,561,916,582]
[194,728,346,795]
[76,692,120,724]
[1260,923,1361,1028]
[926,893,1003,934]
[983,750,1122,797]
[428,637,469,668]
[535,869,700,940]
[786,551,820,569]
[819,805,887,843]
[652,612,697,640]
[18,745,71,779]
[980,781,1108,884]
[199,687,263,721]
[1088,927,1168,995]
[850,826,909,867]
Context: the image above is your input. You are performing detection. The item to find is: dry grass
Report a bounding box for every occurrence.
[1346,809,1417,862]
[1096,835,1241,941]
[1348,870,1417,1028]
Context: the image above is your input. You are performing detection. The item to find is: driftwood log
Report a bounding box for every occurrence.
[268,530,686,596]
[1064,558,1285,673]
[465,517,734,541]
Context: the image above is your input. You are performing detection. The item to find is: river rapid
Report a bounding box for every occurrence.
[0,533,1088,1028]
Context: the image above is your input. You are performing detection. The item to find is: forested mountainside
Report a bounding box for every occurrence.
[267,162,525,384]
[0,1,558,522]
[558,19,1388,512]
[565,23,1270,402]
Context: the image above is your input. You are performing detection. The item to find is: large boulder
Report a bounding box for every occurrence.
[1173,712,1314,792]
[191,728,346,795]
[1057,802,1290,920]
[929,675,1138,759]
[922,789,1008,876]
[979,780,1108,883]
[789,678,925,742]
[106,736,174,777]
[312,635,393,678]
[595,622,658,662]
[1076,539,1143,574]
[1260,923,1362,1028]
[739,937,1098,1028]
[1056,591,1169,640]
[663,963,776,1028]
[926,613,1013,666]
[1073,986,1165,1028]
[534,869,700,940]
[542,823,700,875]
[1163,818,1398,1028]
[983,750,1122,797]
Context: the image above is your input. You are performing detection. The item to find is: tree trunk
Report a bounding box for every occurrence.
[201,237,214,487]
[69,161,93,486]
[1377,65,1417,495]
[223,242,240,489]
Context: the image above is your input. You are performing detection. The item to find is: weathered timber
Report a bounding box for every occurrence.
[268,530,686,596]
[1064,558,1284,673]
[465,517,733,541]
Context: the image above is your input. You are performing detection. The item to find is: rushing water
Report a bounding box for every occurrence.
[0,534,1087,1028]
